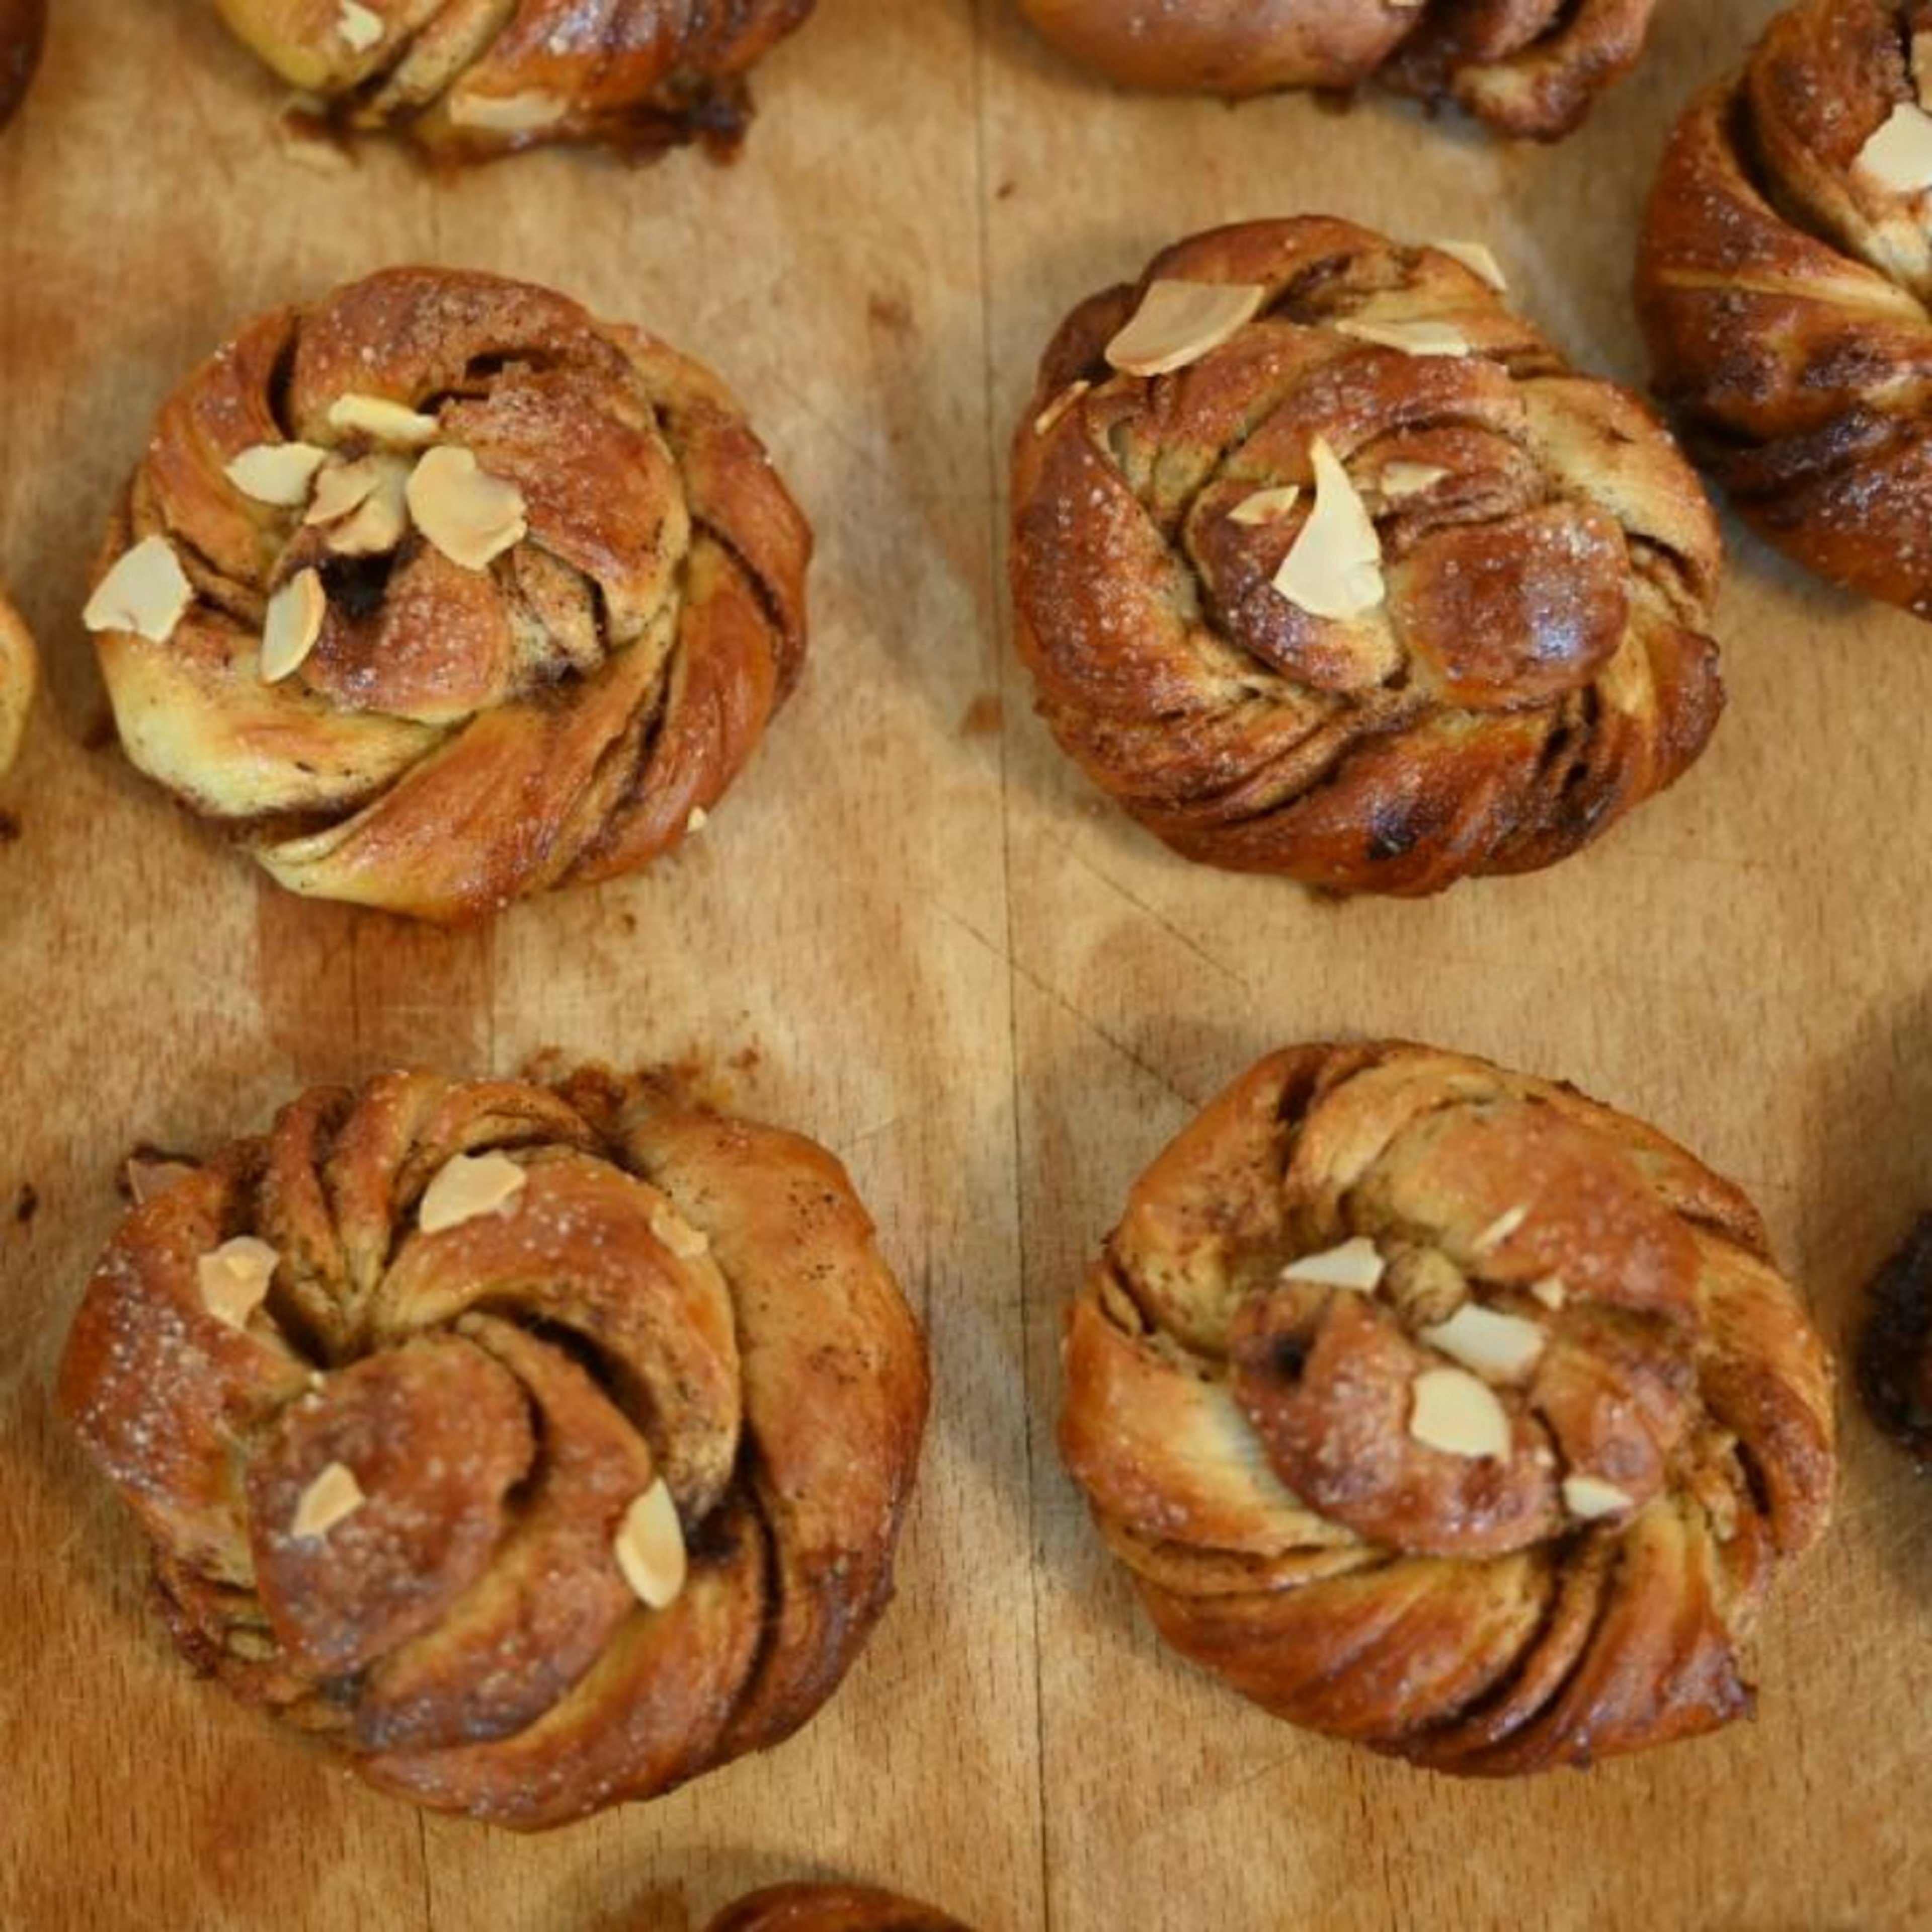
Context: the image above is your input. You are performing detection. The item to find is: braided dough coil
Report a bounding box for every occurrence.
[58,1066,928,1828]
[1059,1041,1835,1774]
[1012,219,1724,896]
[1638,0,1932,618]
[87,268,809,922]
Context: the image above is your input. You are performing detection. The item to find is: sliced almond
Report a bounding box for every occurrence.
[1419,1303,1546,1383]
[291,1461,366,1540]
[126,1155,197,1204]
[685,807,709,835]
[1335,317,1473,359]
[1471,1204,1530,1254]
[419,1151,528,1234]
[306,453,386,526]
[1272,437,1383,621]
[1104,279,1266,378]
[1378,461,1449,500]
[1855,101,1932,194]
[1529,1274,1568,1311]
[1033,379,1091,437]
[1228,485,1302,527]
[406,445,527,572]
[327,392,441,447]
[614,1478,688,1609]
[448,90,570,133]
[1280,1235,1384,1293]
[225,441,329,508]
[1409,1367,1512,1461]
[260,569,327,683]
[325,456,413,557]
[83,537,194,644]
[196,1236,279,1330]
[1433,239,1508,291]
[651,1204,710,1260]
[304,449,412,556]
[1562,1473,1634,1521]
[337,0,382,50]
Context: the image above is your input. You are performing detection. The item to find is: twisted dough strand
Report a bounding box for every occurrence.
[1015,0,1656,139]
[58,1067,928,1828]
[216,0,817,158]
[90,268,809,921]
[1638,0,1932,616]
[1012,219,1724,896]
[1059,1042,1835,1774]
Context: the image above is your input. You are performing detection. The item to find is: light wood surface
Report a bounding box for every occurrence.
[1,3,1926,1926]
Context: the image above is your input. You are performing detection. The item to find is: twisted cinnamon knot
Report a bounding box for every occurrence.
[1014,0,1656,139]
[214,0,815,159]
[1060,1042,1835,1774]
[0,585,33,781]
[1011,220,1724,897]
[57,1066,928,1829]
[85,268,809,922]
[1638,0,1932,619]
[707,1886,969,1932]
[0,0,42,132]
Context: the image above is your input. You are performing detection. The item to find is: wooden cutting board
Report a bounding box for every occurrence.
[2,2,1926,1925]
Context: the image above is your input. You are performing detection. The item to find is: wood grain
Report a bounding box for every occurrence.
[1,1,1926,1926]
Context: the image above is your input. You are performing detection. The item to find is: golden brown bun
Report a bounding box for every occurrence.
[1060,1041,1836,1774]
[1015,0,1657,138]
[0,584,34,780]
[1011,218,1724,897]
[58,1066,928,1830]
[0,0,42,132]
[1637,0,1932,619]
[214,0,815,159]
[706,1885,969,1932]
[88,267,809,923]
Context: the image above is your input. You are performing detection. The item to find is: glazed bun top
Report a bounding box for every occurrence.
[1011,218,1725,897]
[84,267,810,923]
